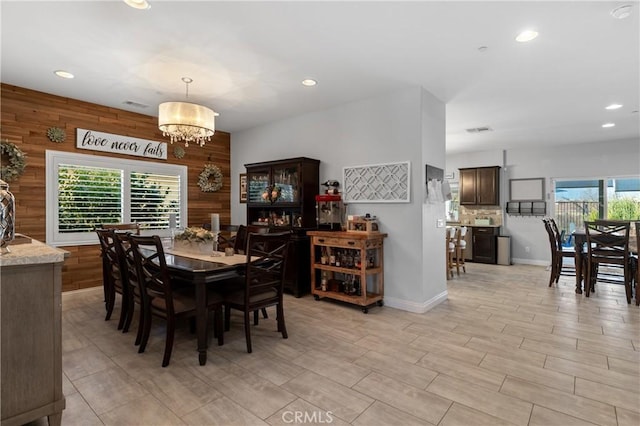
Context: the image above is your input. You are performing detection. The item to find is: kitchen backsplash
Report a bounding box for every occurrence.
[459,206,502,226]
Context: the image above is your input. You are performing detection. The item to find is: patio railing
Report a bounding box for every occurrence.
[554,201,599,242]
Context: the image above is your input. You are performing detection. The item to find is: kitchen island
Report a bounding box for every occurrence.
[1,236,67,426]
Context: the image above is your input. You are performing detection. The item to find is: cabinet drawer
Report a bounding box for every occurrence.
[473,226,498,235]
[312,236,362,248]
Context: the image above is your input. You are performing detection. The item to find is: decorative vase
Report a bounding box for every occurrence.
[0,179,16,254]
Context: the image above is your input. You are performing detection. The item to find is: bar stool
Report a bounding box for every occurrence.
[454,226,467,275]
[446,227,457,279]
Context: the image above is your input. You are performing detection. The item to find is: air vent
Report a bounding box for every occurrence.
[123,100,149,109]
[465,126,493,133]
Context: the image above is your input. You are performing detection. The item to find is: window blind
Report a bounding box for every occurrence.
[130,172,181,229]
[58,164,123,233]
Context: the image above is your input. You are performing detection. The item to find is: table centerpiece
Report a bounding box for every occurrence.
[173,226,216,255]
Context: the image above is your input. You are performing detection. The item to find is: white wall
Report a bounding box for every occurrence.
[447,137,640,265]
[420,89,448,310]
[231,87,447,312]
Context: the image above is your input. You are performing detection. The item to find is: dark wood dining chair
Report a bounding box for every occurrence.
[549,217,577,282]
[233,224,269,254]
[584,220,631,302]
[542,218,577,287]
[223,232,291,353]
[128,235,224,367]
[101,222,141,235]
[203,224,239,251]
[219,224,239,250]
[543,218,560,286]
[231,225,271,321]
[99,222,141,306]
[113,232,145,344]
[95,228,129,330]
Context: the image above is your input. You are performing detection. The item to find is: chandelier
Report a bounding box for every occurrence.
[158,77,219,147]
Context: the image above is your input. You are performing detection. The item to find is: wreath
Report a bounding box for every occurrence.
[0,140,27,182]
[198,163,224,192]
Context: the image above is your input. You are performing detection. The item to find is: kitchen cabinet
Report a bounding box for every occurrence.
[459,166,501,205]
[308,231,386,313]
[1,239,66,426]
[472,226,498,264]
[245,157,320,229]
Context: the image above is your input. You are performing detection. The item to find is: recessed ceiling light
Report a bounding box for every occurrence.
[515,30,539,43]
[610,4,633,19]
[478,46,488,52]
[123,0,151,10]
[54,70,74,79]
[302,79,317,87]
[602,123,616,128]
[605,103,623,110]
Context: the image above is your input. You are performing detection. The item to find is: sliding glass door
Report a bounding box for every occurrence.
[553,177,640,241]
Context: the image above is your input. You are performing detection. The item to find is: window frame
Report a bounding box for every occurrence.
[46,150,188,247]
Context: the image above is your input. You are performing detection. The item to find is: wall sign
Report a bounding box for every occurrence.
[76,128,167,160]
[343,161,411,203]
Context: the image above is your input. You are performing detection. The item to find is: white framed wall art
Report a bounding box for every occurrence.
[343,161,411,203]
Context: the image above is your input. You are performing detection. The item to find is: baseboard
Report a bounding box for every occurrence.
[384,290,448,313]
[512,258,549,267]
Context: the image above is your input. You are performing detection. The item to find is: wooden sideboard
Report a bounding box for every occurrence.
[1,238,67,426]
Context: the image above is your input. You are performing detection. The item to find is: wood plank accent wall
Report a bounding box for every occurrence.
[1,84,231,292]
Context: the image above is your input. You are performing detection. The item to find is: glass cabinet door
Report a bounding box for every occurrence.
[273,165,299,203]
[247,169,270,203]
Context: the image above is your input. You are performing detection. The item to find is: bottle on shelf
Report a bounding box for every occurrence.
[320,247,328,265]
[335,249,341,267]
[354,276,361,296]
[367,249,375,268]
[343,275,352,294]
[329,248,336,266]
[345,251,354,268]
[341,251,349,268]
[320,270,328,291]
[354,252,362,269]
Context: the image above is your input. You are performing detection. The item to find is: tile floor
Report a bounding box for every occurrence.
[31,263,639,425]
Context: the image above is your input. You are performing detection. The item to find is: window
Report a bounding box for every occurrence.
[553,176,640,238]
[46,150,187,246]
[446,181,460,221]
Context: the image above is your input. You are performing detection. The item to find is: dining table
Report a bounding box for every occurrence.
[572,224,638,294]
[161,247,248,365]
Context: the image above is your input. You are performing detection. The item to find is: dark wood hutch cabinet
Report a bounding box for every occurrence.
[459,166,501,206]
[244,157,320,297]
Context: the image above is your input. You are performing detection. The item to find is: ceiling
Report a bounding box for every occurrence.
[2,1,638,154]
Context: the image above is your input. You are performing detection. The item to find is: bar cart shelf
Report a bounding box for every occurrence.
[308,230,387,313]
